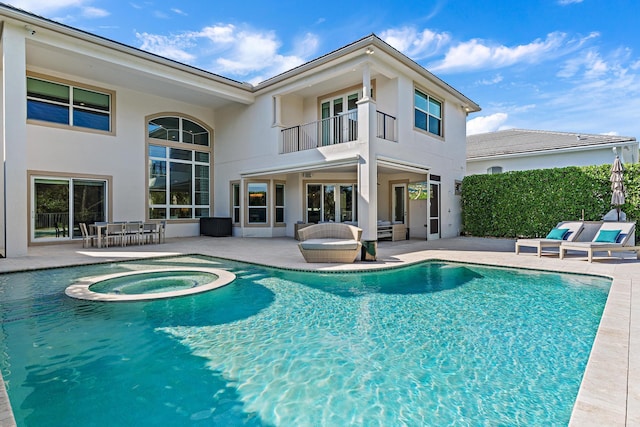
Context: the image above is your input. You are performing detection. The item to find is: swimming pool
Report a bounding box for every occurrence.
[0,255,610,426]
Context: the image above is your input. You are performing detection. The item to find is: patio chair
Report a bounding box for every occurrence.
[560,221,639,262]
[515,221,585,257]
[124,222,143,245]
[103,223,125,248]
[142,222,161,244]
[78,222,96,248]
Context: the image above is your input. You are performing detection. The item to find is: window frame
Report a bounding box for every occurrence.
[26,72,115,135]
[246,181,269,226]
[414,87,443,138]
[146,113,212,221]
[274,182,286,226]
[231,182,241,225]
[487,166,503,175]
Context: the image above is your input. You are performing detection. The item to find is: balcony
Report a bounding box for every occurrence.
[281,110,396,154]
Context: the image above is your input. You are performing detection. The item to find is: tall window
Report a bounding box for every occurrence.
[248,182,268,224]
[275,183,285,224]
[148,115,211,220]
[231,183,241,224]
[27,76,112,132]
[414,89,442,137]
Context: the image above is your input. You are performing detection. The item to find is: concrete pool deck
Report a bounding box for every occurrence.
[0,235,638,426]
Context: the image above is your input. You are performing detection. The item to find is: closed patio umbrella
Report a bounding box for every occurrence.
[610,155,625,221]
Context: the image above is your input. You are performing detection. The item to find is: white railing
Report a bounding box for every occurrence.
[377,111,397,142]
[281,111,358,153]
[281,110,397,153]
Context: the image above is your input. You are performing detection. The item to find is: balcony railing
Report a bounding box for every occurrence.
[281,110,397,153]
[281,111,358,154]
[377,111,397,142]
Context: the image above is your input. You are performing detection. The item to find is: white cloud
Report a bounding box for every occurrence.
[380,26,451,60]
[135,32,196,63]
[467,113,509,135]
[431,32,571,73]
[477,74,503,85]
[6,0,86,14]
[558,50,609,79]
[82,6,109,18]
[558,0,583,4]
[135,25,317,82]
[171,8,187,16]
[7,0,109,20]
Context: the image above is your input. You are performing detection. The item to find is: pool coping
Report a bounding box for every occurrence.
[0,236,637,426]
[65,267,236,301]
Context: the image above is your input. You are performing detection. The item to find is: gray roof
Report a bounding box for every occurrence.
[467,129,637,159]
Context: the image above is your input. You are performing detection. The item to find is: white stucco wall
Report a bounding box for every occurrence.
[466,144,638,175]
[25,71,216,239]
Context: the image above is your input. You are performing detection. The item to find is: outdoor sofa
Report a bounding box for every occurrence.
[515,221,585,257]
[559,221,640,262]
[297,223,362,263]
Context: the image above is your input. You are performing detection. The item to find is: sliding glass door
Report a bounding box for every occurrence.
[32,177,107,242]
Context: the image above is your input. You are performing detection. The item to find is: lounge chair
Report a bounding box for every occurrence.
[297,223,362,263]
[560,221,639,262]
[515,221,584,257]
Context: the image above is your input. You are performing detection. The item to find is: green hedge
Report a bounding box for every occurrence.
[461,164,640,239]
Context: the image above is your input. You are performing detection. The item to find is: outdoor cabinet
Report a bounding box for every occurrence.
[200,217,232,237]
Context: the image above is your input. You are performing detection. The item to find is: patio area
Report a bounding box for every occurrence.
[0,236,638,426]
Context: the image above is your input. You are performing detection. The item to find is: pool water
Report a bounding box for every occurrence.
[0,256,610,426]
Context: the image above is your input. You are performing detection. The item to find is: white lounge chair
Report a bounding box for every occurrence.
[559,221,639,262]
[515,221,585,257]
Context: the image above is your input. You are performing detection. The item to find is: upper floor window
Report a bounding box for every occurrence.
[414,89,442,137]
[27,76,112,132]
[487,166,503,174]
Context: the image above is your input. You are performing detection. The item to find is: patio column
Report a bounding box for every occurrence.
[2,24,28,257]
[356,63,378,241]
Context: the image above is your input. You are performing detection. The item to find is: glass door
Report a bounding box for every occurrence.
[32,177,107,242]
[320,92,359,146]
[33,178,70,242]
[392,183,407,224]
[428,180,441,240]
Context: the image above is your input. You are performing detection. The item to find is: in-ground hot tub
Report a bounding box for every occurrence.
[65,267,236,302]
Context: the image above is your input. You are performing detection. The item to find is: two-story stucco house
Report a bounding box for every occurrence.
[0,3,480,257]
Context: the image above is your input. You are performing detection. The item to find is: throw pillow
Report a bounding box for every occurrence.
[546,228,569,240]
[594,229,621,243]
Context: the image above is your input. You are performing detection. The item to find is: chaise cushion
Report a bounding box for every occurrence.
[299,238,360,250]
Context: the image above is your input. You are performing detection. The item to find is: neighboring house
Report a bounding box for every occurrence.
[0,4,480,257]
[466,129,638,175]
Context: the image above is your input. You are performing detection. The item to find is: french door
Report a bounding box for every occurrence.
[306,184,357,223]
[320,92,359,146]
[31,177,107,242]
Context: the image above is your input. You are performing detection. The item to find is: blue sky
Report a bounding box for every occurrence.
[9,0,640,137]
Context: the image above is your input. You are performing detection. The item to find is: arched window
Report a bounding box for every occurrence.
[147,115,211,220]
